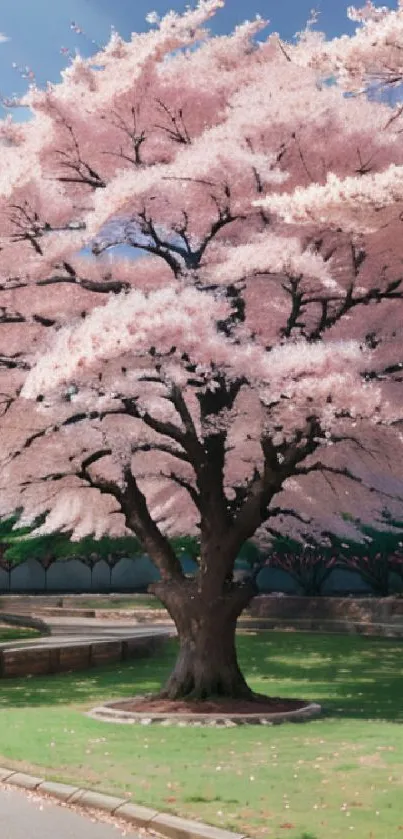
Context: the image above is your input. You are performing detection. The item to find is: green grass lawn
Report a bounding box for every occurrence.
[0,631,402,839]
[68,595,162,610]
[0,626,41,643]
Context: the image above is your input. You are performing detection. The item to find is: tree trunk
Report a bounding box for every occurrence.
[150,578,256,701]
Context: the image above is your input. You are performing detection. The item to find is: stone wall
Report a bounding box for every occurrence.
[247,595,403,636]
[0,634,168,678]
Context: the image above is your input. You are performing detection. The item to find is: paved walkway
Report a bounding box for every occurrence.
[46,616,172,637]
[0,619,174,676]
[0,620,172,650]
[0,785,139,838]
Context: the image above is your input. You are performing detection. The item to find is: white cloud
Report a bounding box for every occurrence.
[0,33,9,43]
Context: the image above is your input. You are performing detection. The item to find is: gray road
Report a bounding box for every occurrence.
[0,786,140,839]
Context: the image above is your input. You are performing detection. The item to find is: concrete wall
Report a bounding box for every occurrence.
[0,554,396,594]
[0,555,199,594]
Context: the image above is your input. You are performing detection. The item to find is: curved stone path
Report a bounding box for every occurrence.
[0,618,174,677]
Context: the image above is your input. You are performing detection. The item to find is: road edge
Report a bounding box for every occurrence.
[0,767,248,839]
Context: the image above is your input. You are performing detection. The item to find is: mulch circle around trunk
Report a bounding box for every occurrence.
[88,695,322,726]
[112,695,305,714]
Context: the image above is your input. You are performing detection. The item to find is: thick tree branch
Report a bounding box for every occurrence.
[122,396,189,448]
[79,459,184,581]
[0,354,30,370]
[134,441,191,463]
[163,471,200,508]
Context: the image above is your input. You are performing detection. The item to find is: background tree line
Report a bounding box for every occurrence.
[1,516,402,597]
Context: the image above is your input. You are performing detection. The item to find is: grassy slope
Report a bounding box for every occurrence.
[0,627,41,643]
[67,596,161,610]
[0,631,402,839]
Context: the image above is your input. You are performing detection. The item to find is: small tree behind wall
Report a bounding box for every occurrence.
[3,527,144,591]
[265,541,338,596]
[0,2,403,700]
[0,517,32,591]
[328,518,403,596]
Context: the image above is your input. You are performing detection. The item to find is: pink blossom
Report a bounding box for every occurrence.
[0,0,402,546]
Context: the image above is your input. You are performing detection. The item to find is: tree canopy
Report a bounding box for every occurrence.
[0,1,402,698]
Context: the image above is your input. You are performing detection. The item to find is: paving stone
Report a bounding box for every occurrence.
[151,813,247,839]
[58,644,91,672]
[114,802,159,826]
[70,790,127,813]
[8,772,42,790]
[38,781,80,801]
[2,647,52,677]
[0,767,15,782]
[90,640,123,667]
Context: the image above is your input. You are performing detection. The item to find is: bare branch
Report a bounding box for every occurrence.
[78,459,184,581]
[154,98,191,145]
[164,471,200,508]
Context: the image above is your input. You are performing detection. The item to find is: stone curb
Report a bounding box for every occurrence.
[0,767,249,839]
[87,701,322,727]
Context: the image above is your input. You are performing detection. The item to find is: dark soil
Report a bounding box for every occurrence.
[109,695,308,715]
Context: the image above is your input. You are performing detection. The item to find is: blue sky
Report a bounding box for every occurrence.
[0,0,397,116]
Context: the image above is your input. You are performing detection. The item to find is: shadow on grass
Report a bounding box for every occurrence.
[0,631,401,722]
[241,631,403,722]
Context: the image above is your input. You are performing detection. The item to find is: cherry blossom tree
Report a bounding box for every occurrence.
[2,526,144,591]
[0,0,403,700]
[264,542,338,596]
[0,517,20,592]
[326,518,403,595]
